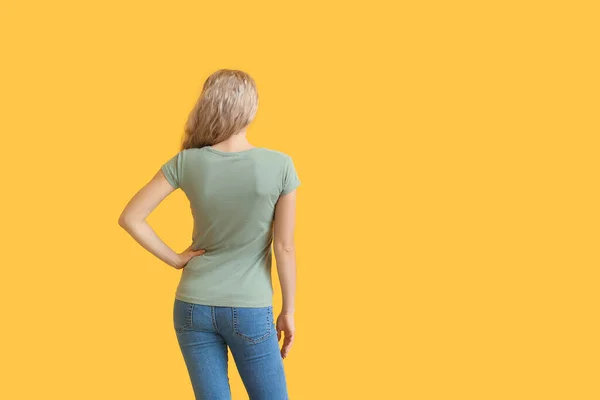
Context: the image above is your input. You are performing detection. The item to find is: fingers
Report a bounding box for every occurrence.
[277,329,281,342]
[193,249,206,256]
[281,331,294,359]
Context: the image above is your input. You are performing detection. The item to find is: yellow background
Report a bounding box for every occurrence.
[1,0,598,399]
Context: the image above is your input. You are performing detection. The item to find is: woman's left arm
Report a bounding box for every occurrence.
[118,169,204,269]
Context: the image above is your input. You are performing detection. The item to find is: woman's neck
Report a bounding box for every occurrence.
[211,131,255,152]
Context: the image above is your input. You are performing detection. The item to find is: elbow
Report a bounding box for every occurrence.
[118,213,133,230]
[119,213,146,230]
[274,241,295,255]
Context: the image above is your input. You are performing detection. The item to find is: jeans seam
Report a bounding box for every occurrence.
[211,306,220,333]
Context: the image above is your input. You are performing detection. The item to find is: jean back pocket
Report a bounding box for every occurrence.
[232,306,273,344]
[173,299,194,334]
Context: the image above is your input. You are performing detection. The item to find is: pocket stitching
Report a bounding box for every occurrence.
[232,306,273,344]
[175,301,194,334]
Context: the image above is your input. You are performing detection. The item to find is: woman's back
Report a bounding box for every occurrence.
[119,69,298,398]
[161,145,300,307]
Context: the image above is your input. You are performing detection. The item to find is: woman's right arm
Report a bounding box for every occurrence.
[273,189,298,358]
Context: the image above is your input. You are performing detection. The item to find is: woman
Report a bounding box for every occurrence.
[118,69,299,400]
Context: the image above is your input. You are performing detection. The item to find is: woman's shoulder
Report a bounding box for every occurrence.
[180,147,208,154]
[253,147,293,162]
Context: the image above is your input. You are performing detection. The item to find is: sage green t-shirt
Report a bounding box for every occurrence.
[161,146,300,307]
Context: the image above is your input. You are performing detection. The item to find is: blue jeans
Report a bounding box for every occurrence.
[173,298,289,400]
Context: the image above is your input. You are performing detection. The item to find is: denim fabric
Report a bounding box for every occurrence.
[173,298,289,400]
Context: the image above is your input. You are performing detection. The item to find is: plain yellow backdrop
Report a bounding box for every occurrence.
[1,0,598,399]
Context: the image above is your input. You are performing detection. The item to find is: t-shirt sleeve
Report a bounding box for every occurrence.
[161,151,184,189]
[281,155,301,196]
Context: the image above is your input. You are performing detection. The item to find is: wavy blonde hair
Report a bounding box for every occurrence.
[181,69,259,150]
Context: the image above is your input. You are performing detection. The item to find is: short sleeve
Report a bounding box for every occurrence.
[281,155,300,196]
[161,151,184,189]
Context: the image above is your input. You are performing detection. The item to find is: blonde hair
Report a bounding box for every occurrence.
[181,69,259,150]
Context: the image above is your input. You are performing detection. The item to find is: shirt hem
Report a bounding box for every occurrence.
[160,164,179,189]
[281,180,300,196]
[175,292,273,308]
